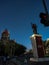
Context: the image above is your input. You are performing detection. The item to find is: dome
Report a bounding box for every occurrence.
[2,29,9,36]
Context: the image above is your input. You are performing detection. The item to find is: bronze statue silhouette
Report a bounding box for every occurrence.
[31,23,37,34]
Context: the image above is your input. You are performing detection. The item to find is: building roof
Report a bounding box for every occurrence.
[2,29,9,36]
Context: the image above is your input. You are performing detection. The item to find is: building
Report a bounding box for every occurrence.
[0,29,16,56]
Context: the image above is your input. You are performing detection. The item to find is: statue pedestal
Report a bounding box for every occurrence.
[30,57,49,62]
[30,34,49,62]
[30,34,45,58]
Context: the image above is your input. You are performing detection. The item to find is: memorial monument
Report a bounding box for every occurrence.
[30,23,49,61]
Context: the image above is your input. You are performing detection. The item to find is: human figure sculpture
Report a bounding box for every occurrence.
[31,23,37,34]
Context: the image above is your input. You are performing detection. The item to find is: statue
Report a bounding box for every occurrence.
[31,23,37,34]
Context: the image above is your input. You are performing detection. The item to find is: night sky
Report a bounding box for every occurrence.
[0,0,49,49]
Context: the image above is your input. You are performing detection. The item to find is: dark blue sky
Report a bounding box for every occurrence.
[0,0,49,49]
